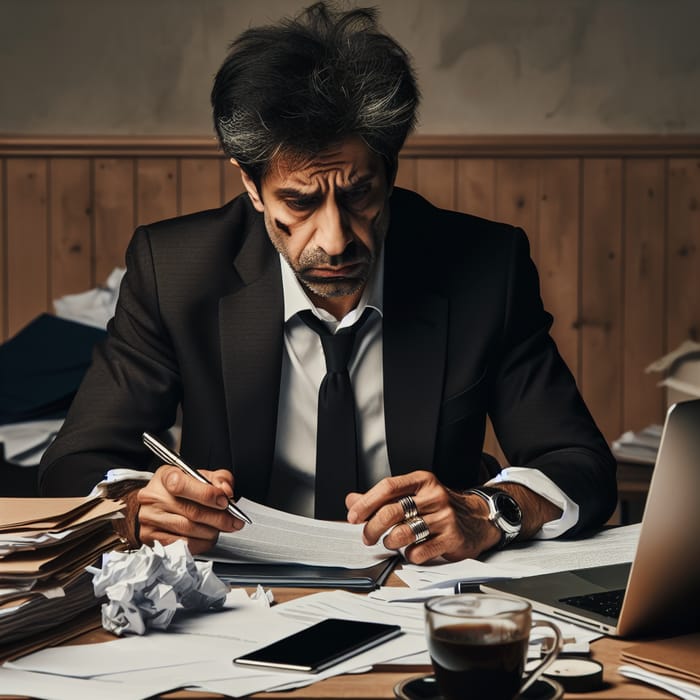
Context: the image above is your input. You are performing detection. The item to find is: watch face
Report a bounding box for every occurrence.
[494,493,522,526]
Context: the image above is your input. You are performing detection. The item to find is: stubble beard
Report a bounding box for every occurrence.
[269,209,388,300]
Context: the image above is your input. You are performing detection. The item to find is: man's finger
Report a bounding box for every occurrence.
[202,468,234,499]
[141,500,237,536]
[347,471,434,523]
[162,466,231,509]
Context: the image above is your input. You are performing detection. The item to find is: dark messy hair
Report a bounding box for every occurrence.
[211,1,419,187]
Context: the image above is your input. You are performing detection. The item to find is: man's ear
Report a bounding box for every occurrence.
[232,159,265,212]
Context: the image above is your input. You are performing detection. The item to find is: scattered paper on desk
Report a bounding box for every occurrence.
[369,586,452,603]
[619,664,700,700]
[395,524,641,591]
[88,540,228,635]
[249,584,274,607]
[396,558,526,589]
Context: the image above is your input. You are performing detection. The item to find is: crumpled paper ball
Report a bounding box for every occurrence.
[88,540,228,635]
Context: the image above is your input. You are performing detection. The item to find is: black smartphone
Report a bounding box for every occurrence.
[233,618,402,673]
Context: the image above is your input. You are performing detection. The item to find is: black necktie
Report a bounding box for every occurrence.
[299,308,372,520]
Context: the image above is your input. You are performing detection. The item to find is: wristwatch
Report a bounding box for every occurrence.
[465,487,522,548]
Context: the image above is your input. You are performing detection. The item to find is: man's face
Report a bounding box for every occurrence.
[240,137,392,316]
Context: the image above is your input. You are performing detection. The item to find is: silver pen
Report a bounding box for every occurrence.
[142,432,252,525]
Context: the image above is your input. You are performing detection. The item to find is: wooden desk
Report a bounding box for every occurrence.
[1,580,672,700]
[243,636,664,699]
[162,581,668,700]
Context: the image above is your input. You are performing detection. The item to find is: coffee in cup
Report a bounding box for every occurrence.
[425,594,561,700]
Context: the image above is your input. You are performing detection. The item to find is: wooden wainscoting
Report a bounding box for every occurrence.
[1,135,699,451]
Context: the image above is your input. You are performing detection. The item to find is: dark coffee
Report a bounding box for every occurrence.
[427,623,527,700]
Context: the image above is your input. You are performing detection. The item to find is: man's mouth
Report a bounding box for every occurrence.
[303,262,365,279]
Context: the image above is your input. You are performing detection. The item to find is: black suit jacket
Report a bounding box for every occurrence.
[39,188,616,534]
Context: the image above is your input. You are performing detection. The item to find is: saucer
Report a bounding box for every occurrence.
[393,674,564,700]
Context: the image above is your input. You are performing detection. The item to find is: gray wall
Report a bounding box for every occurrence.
[1,0,699,136]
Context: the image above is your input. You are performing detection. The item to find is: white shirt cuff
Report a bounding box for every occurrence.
[90,468,153,497]
[487,466,579,539]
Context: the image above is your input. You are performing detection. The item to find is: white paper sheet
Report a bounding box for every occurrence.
[53,267,125,329]
[0,419,63,466]
[207,497,395,568]
[396,524,641,589]
[619,664,700,700]
[0,667,174,700]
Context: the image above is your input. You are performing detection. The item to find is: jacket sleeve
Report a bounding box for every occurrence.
[488,228,617,534]
[39,227,181,495]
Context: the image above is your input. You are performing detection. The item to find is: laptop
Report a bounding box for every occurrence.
[482,398,700,637]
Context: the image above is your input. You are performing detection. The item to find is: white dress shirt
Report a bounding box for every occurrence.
[266,251,579,538]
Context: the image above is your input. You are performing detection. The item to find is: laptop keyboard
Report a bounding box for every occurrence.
[559,588,625,619]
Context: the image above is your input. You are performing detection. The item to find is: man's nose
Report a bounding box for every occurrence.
[315,200,352,256]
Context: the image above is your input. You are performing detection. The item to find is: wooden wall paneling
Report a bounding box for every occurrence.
[537,159,581,378]
[580,159,624,442]
[49,158,92,300]
[666,159,700,347]
[454,158,503,463]
[414,158,456,210]
[94,158,135,283]
[135,158,178,227]
[455,159,496,218]
[490,160,542,464]
[494,159,540,264]
[623,159,666,431]
[222,160,246,204]
[5,158,49,337]
[0,160,5,340]
[394,157,417,191]
[2,135,699,446]
[179,158,222,215]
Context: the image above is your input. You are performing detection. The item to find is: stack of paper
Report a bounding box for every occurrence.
[202,498,397,589]
[612,424,662,464]
[619,633,700,699]
[0,496,124,656]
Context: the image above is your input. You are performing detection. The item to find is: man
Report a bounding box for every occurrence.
[39,3,616,562]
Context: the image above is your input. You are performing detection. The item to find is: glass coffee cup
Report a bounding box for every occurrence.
[424,594,562,700]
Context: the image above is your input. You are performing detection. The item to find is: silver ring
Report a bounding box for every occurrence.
[406,516,430,544]
[398,495,419,520]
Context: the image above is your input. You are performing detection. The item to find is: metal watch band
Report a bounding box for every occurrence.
[465,487,522,548]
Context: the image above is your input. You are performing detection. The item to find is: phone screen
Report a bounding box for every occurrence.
[233,618,402,673]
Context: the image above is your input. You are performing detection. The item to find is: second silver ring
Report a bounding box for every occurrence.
[398,495,419,520]
[406,515,430,544]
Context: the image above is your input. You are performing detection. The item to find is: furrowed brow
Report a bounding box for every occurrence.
[338,173,375,193]
[273,187,321,199]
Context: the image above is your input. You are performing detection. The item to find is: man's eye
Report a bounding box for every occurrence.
[285,198,316,211]
[342,187,371,206]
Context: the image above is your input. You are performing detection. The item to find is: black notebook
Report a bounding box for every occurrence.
[212,556,398,591]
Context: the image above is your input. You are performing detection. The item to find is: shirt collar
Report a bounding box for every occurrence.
[280,246,384,328]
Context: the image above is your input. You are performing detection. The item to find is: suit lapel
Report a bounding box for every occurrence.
[219,213,284,502]
[382,204,448,476]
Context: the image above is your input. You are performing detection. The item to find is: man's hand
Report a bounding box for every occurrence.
[135,465,244,555]
[346,471,562,564]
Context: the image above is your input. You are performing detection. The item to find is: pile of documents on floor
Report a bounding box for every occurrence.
[646,340,700,407]
[0,268,124,472]
[612,424,662,464]
[612,339,700,467]
[0,496,124,659]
